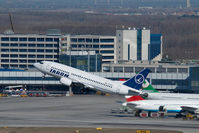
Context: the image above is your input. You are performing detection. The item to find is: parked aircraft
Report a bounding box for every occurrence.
[33,61,150,95]
[123,95,199,114]
[141,80,199,100]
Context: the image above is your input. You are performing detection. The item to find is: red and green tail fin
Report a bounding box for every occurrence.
[125,95,145,102]
[142,80,159,93]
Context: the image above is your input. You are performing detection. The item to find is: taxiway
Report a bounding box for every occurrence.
[0,95,198,133]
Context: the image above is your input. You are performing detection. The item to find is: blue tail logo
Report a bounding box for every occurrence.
[135,74,144,84]
[123,68,151,90]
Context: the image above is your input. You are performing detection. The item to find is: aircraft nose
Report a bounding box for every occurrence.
[33,63,40,69]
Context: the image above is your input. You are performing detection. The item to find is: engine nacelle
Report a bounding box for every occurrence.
[159,106,167,112]
[114,85,140,95]
[115,85,128,95]
[60,77,72,86]
[194,109,199,114]
[140,93,148,98]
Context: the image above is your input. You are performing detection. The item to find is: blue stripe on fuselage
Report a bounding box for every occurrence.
[144,109,181,113]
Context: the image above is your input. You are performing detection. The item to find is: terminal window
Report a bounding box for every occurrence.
[28,38,36,41]
[19,38,27,41]
[10,38,18,41]
[1,37,9,41]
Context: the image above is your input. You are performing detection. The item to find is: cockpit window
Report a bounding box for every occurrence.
[39,61,44,64]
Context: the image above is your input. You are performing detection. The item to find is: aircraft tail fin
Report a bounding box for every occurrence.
[125,95,144,102]
[142,79,159,93]
[123,68,151,90]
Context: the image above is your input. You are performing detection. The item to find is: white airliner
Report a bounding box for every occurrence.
[141,79,199,100]
[146,93,199,100]
[33,61,150,95]
[123,95,199,114]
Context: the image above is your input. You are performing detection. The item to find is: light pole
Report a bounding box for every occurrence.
[69,46,72,66]
[88,50,90,72]
[68,46,73,95]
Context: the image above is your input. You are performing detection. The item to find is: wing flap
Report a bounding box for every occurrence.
[84,84,95,89]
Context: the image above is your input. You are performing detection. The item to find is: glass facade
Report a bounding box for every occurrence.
[149,34,162,60]
[152,79,189,86]
[100,39,114,43]
[100,50,114,54]
[114,67,123,72]
[0,77,57,81]
[124,67,134,72]
[137,29,142,60]
[128,44,130,60]
[93,39,99,43]
[102,63,199,92]
[102,56,114,59]
[1,37,9,41]
[59,54,102,72]
[190,67,199,92]
[19,38,27,41]
[100,45,114,48]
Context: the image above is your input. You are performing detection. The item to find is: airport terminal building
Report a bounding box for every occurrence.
[0,61,199,93]
[116,28,162,62]
[0,33,116,69]
[60,35,116,63]
[0,28,162,68]
[0,29,199,93]
[0,33,60,69]
[102,61,199,92]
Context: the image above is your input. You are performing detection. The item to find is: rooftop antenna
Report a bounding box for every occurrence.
[9,13,14,33]
[120,0,123,6]
[107,0,110,5]
[187,0,191,8]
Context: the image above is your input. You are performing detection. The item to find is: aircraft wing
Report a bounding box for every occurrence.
[72,80,78,83]
[70,80,95,89]
[60,77,92,89]
[84,84,95,89]
[181,106,199,114]
[72,79,95,89]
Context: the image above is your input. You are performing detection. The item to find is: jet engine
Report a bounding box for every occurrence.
[159,106,167,112]
[115,85,129,95]
[140,93,148,98]
[115,85,141,95]
[60,77,72,86]
[195,109,199,114]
